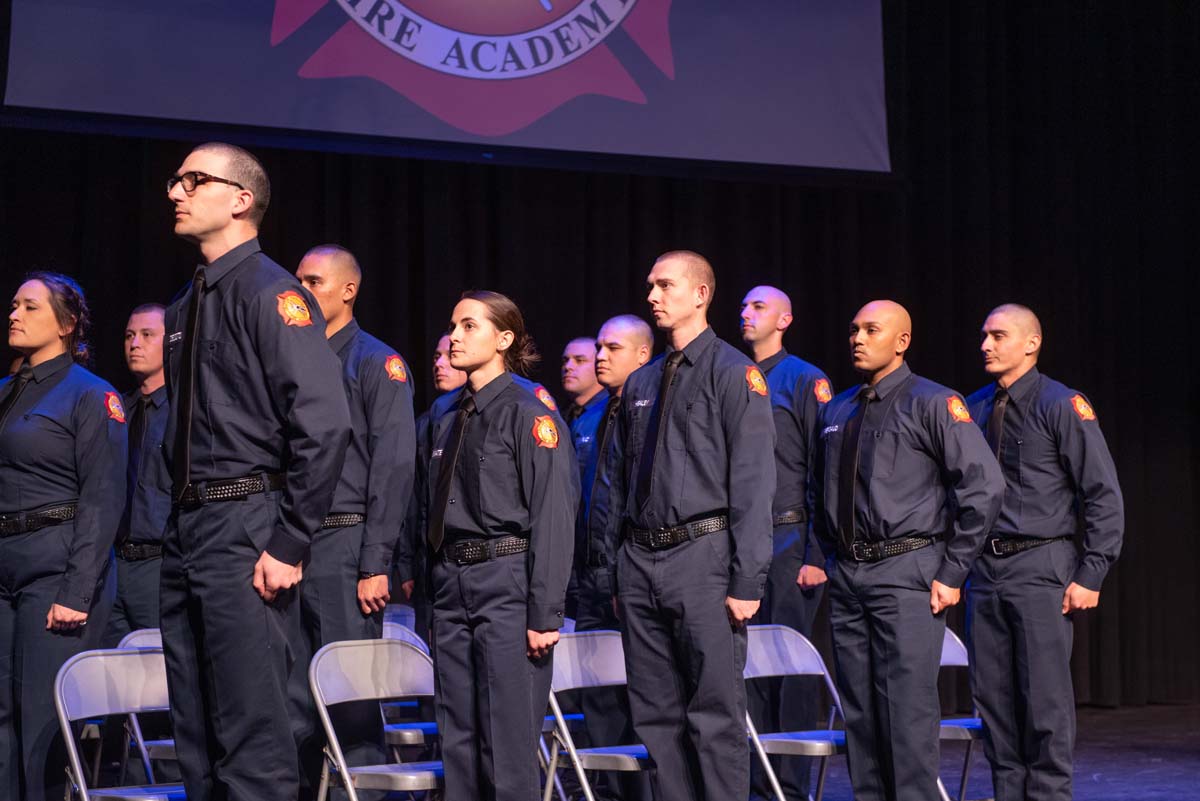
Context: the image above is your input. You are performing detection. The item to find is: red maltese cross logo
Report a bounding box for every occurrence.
[270,0,675,136]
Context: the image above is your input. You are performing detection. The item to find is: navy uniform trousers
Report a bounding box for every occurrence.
[967,539,1076,801]
[432,552,553,801]
[617,533,749,801]
[159,493,299,801]
[0,524,114,801]
[291,522,385,800]
[574,563,650,801]
[104,555,162,644]
[747,525,825,800]
[828,543,946,801]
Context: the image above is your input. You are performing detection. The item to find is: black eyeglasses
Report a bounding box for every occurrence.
[166,171,245,194]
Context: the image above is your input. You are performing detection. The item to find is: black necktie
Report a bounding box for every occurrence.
[635,350,686,512]
[837,386,877,552]
[428,394,476,554]
[566,403,584,425]
[172,267,206,500]
[0,364,34,433]
[987,387,1009,458]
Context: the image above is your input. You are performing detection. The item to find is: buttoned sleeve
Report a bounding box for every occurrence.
[252,284,352,564]
[721,366,776,600]
[1052,394,1124,590]
[60,386,127,611]
[515,408,578,630]
[357,351,417,574]
[800,373,832,568]
[926,393,1005,587]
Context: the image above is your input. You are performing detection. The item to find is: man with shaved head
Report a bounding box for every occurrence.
[615,251,775,801]
[739,285,833,801]
[812,300,1004,801]
[966,304,1123,801]
[292,244,416,793]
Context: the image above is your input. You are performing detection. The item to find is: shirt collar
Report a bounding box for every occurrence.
[468,371,515,414]
[865,361,912,401]
[201,237,261,288]
[145,385,168,408]
[31,352,73,383]
[670,326,717,366]
[1002,366,1040,404]
[579,388,609,414]
[758,347,787,373]
[328,319,360,356]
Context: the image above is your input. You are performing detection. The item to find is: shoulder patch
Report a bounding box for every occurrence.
[104,392,126,423]
[534,385,558,411]
[1071,394,1096,421]
[813,378,833,404]
[946,395,972,423]
[746,366,768,396]
[532,415,559,448]
[385,354,408,383]
[276,290,313,327]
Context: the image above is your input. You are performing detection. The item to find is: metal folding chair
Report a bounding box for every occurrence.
[117,629,163,649]
[940,626,984,801]
[382,603,416,633]
[309,638,443,801]
[111,629,176,782]
[54,647,185,801]
[543,630,653,801]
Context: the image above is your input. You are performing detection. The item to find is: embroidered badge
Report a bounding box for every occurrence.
[746,366,768,396]
[104,392,126,423]
[276,290,313,327]
[385,354,408,382]
[532,415,559,448]
[946,396,972,423]
[535,386,558,411]
[814,378,833,404]
[1071,394,1096,421]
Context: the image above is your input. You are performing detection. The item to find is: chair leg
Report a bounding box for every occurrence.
[957,740,974,801]
[316,754,331,801]
[937,776,952,801]
[538,733,567,801]
[89,730,103,786]
[811,756,829,801]
[542,739,560,801]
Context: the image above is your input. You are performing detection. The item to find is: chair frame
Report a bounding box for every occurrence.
[939,626,984,801]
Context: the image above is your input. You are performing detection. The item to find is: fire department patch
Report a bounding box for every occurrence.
[104,392,126,423]
[276,290,314,327]
[1071,394,1096,421]
[946,396,972,423]
[385,354,408,382]
[814,378,833,404]
[535,386,558,411]
[746,366,768,396]
[532,415,559,448]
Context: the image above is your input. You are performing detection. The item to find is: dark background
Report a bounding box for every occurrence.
[2,2,1197,707]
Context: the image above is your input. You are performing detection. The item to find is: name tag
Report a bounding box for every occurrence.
[634,399,652,408]
[822,425,840,436]
[169,332,183,344]
[431,449,443,458]
[577,436,592,444]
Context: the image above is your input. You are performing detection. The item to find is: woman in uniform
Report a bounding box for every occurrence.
[0,272,125,800]
[427,290,577,801]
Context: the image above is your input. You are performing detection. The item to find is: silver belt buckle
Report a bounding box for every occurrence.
[851,541,871,561]
[989,538,1005,557]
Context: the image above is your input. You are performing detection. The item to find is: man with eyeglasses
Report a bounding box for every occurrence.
[160,142,351,801]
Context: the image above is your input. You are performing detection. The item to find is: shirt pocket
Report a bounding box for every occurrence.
[867,429,901,480]
[683,400,717,452]
[197,338,242,406]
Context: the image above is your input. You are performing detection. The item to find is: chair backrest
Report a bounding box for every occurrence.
[118,628,163,649]
[940,627,970,668]
[383,603,416,631]
[310,638,434,707]
[560,616,576,633]
[55,647,170,723]
[382,622,431,654]
[745,625,844,719]
[551,630,627,692]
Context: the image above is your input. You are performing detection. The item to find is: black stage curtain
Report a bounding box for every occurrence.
[1,2,1196,707]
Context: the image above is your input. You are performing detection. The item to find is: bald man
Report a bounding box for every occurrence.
[966,305,1123,801]
[811,300,1003,801]
[739,286,833,801]
[293,244,417,795]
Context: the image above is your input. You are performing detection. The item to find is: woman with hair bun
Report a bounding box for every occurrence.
[427,289,577,801]
[0,271,125,800]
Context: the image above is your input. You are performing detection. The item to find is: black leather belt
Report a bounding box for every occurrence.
[176,473,286,509]
[443,535,529,565]
[322,513,366,529]
[772,509,807,527]
[840,535,936,563]
[988,535,1072,558]
[0,503,77,537]
[584,551,608,568]
[118,541,163,561]
[628,514,729,551]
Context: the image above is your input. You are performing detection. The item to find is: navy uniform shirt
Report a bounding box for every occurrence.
[570,389,610,516]
[616,326,776,600]
[163,238,352,565]
[759,349,832,568]
[575,391,622,569]
[428,371,579,630]
[813,362,1004,588]
[0,353,127,610]
[328,320,417,575]
[118,385,171,545]
[966,367,1124,590]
